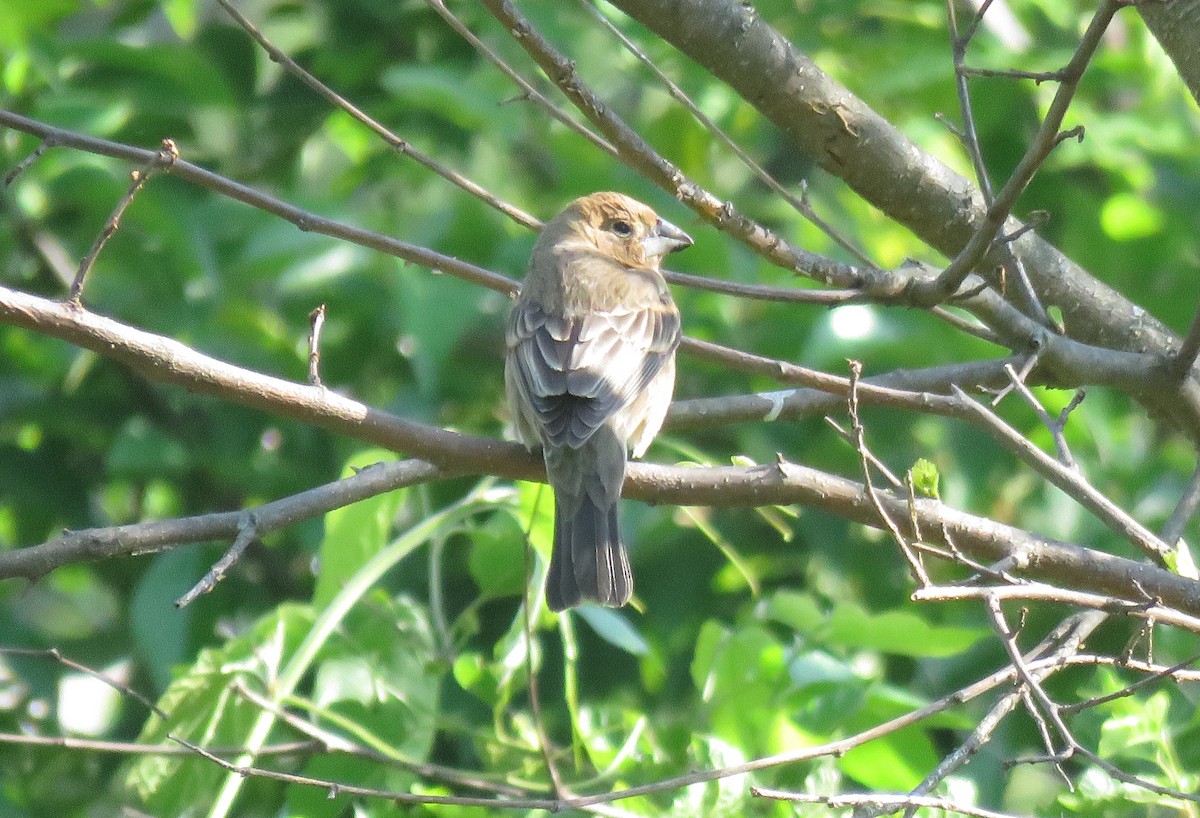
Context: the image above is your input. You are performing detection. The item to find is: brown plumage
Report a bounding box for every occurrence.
[505,192,692,611]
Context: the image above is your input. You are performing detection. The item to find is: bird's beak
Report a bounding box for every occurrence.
[643,217,693,258]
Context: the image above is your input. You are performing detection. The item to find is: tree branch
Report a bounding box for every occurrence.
[2,286,1198,617]
[602,0,1180,356]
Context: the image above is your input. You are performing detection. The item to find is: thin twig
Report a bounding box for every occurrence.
[985,596,1076,784]
[825,416,903,487]
[1060,651,1200,714]
[1172,304,1200,380]
[946,0,993,201]
[231,678,530,795]
[985,345,1043,406]
[70,138,179,302]
[216,0,540,230]
[847,360,930,586]
[0,109,519,294]
[916,0,1126,304]
[4,139,51,186]
[916,583,1200,635]
[307,304,326,387]
[943,9,1049,325]
[422,0,617,159]
[1160,459,1200,550]
[951,384,1175,566]
[1001,210,1050,243]
[1001,362,1083,468]
[960,66,1067,82]
[175,511,259,607]
[0,732,320,757]
[753,787,1024,818]
[663,270,865,304]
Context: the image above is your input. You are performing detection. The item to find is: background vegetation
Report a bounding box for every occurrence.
[1,0,1199,816]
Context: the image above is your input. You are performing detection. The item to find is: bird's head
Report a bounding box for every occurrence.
[545,192,693,271]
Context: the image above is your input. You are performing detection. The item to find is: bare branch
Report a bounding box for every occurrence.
[1061,651,1200,714]
[3,139,51,186]
[217,0,539,230]
[951,385,1175,567]
[71,138,179,302]
[845,359,930,585]
[0,109,519,295]
[752,788,1024,818]
[916,583,1200,635]
[3,285,1198,615]
[917,0,1126,303]
[476,0,865,289]
[175,511,260,607]
[0,454,449,582]
[307,304,326,387]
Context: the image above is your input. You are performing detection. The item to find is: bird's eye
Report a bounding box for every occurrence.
[610,219,633,237]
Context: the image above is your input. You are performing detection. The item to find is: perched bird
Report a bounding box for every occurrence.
[505,192,692,611]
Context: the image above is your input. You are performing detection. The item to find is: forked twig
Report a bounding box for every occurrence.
[70,138,179,302]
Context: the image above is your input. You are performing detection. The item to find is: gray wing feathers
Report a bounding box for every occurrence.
[507,298,679,450]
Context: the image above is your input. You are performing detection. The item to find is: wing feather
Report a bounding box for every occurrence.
[507,288,679,451]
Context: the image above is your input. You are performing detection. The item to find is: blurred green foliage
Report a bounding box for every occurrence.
[1,0,1199,815]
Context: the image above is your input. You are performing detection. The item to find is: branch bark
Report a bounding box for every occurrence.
[604,0,1164,342]
[2,285,1198,620]
[1140,0,1200,105]
[603,0,1194,376]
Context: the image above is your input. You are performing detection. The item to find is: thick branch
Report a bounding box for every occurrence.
[603,0,1178,358]
[1,286,1198,618]
[0,459,449,582]
[1140,0,1200,105]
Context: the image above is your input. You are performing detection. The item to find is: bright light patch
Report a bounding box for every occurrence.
[829,305,877,341]
[57,660,129,736]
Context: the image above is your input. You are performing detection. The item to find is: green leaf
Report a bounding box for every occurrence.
[1097,690,1169,762]
[468,511,529,599]
[910,457,940,499]
[128,604,316,815]
[313,594,440,761]
[839,725,936,790]
[453,652,500,706]
[574,606,650,656]
[161,0,198,39]
[312,449,404,608]
[825,602,986,657]
[764,590,825,634]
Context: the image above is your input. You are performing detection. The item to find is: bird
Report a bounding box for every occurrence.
[505,192,692,612]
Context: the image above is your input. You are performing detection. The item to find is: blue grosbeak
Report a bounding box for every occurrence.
[506,192,692,611]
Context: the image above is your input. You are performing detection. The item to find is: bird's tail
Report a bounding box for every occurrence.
[544,429,631,611]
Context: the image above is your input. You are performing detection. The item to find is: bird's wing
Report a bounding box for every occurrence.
[507,289,679,450]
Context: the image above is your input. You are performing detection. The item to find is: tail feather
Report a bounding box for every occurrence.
[546,493,630,612]
[543,427,631,612]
